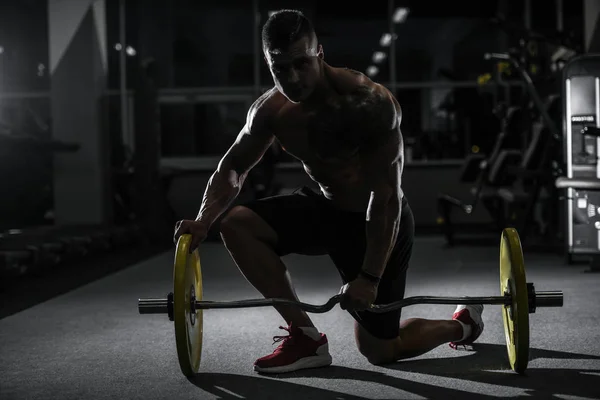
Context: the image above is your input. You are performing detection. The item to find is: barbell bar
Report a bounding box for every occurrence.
[139,290,563,315]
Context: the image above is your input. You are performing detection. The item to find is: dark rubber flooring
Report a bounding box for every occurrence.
[1,235,599,399]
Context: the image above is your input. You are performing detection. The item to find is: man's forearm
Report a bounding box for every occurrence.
[195,168,244,227]
[360,198,401,279]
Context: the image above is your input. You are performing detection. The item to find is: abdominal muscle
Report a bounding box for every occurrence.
[301,159,371,212]
[270,96,372,212]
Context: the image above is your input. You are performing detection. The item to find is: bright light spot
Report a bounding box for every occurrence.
[372,51,387,64]
[114,43,122,51]
[126,46,136,56]
[379,33,392,47]
[366,66,379,77]
[393,7,409,23]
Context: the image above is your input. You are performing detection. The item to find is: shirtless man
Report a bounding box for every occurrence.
[173,9,484,373]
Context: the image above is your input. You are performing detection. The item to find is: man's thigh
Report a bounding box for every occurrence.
[239,186,331,256]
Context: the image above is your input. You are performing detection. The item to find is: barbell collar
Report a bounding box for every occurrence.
[138,299,169,314]
[534,291,563,308]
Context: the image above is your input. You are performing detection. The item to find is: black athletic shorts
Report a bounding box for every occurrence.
[241,185,415,340]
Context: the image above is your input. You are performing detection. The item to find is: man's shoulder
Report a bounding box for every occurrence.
[328,66,376,96]
[332,77,397,123]
[253,87,287,111]
[248,87,287,124]
[327,65,386,93]
[334,72,400,125]
[328,69,401,150]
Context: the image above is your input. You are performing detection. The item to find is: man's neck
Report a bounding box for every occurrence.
[302,65,336,107]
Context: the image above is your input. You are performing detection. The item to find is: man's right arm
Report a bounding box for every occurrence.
[194,94,276,227]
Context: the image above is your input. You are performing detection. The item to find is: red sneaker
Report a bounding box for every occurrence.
[254,325,332,374]
[449,304,484,349]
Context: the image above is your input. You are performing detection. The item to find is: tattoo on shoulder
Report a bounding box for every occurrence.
[345,68,364,77]
[346,86,389,116]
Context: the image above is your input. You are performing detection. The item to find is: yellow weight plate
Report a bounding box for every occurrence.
[500,228,529,374]
[173,234,203,377]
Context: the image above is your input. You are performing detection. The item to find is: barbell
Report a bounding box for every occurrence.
[138,227,564,377]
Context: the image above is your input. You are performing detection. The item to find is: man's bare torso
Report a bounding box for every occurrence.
[261,65,401,212]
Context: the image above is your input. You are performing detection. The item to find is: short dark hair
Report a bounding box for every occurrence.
[262,9,316,52]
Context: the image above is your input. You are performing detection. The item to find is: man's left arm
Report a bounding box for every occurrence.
[359,92,404,281]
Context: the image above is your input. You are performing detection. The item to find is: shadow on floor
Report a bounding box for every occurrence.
[190,372,368,400]
[188,344,600,399]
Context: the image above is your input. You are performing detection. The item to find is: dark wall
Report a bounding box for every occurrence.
[0,1,48,92]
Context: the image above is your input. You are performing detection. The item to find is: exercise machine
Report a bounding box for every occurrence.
[555,53,600,271]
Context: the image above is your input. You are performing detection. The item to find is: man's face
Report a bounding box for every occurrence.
[265,36,323,103]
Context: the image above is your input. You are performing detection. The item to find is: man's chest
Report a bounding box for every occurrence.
[272,105,362,161]
[273,127,365,187]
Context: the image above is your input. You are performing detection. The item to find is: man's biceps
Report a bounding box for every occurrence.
[237,126,274,148]
[225,134,270,170]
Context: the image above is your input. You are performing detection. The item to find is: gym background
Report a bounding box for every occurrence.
[0,0,590,246]
[1,1,600,399]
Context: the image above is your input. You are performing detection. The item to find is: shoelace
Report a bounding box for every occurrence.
[272,325,297,347]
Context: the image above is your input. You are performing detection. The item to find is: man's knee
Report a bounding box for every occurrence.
[355,322,399,365]
[220,205,277,245]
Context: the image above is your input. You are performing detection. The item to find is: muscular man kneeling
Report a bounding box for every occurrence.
[174,9,484,374]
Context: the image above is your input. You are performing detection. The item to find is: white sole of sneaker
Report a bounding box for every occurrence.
[465,305,484,332]
[253,354,333,374]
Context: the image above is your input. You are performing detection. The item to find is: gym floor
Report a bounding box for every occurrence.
[1,236,599,400]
